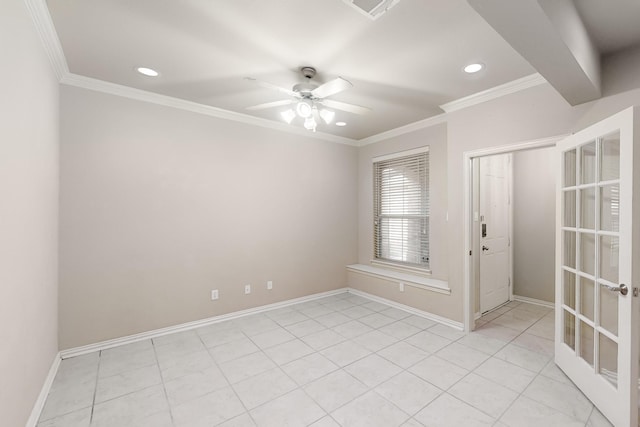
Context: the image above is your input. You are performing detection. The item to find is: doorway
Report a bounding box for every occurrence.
[463,135,566,332]
[463,108,640,426]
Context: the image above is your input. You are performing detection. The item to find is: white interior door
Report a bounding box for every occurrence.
[480,154,511,313]
[555,106,639,427]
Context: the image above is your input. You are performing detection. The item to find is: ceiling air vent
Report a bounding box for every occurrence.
[342,0,400,20]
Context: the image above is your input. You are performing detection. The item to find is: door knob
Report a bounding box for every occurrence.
[604,283,628,296]
[482,246,489,252]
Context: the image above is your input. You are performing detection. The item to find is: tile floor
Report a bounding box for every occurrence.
[38,292,613,427]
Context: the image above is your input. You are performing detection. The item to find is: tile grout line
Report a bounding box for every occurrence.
[476,306,593,426]
[88,350,102,425]
[264,311,361,424]
[150,339,177,427]
[258,295,420,424]
[205,328,265,426]
[47,294,595,427]
[482,305,550,425]
[431,305,553,425]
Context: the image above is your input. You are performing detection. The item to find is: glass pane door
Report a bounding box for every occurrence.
[561,132,620,386]
[555,106,638,427]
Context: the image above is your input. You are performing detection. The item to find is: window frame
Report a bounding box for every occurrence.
[372,146,431,273]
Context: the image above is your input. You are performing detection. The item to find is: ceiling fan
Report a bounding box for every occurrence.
[245,67,371,131]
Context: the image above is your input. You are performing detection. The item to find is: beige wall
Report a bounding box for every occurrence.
[51,20,640,348]
[0,0,60,425]
[354,79,640,323]
[446,84,640,323]
[512,147,556,302]
[59,86,358,349]
[353,124,453,318]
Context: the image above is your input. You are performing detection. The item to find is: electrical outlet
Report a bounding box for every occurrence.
[244,284,251,294]
[211,289,219,300]
[267,280,273,290]
[398,282,404,292]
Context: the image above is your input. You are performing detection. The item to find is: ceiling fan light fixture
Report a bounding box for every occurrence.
[244,67,369,133]
[280,109,296,124]
[342,0,400,20]
[304,116,317,132]
[319,109,335,125]
[296,100,313,118]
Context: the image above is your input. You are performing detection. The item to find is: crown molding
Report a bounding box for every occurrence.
[358,113,447,146]
[358,73,547,145]
[61,73,358,146]
[24,0,357,146]
[24,0,68,81]
[26,0,548,147]
[439,73,547,113]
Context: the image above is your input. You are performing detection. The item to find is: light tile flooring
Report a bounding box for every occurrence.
[38,293,613,427]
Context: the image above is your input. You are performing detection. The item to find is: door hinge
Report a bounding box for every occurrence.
[469,250,472,256]
[508,277,511,287]
[634,287,639,297]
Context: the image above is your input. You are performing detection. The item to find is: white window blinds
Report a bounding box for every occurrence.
[373,149,429,268]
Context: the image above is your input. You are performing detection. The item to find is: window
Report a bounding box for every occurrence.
[373,147,429,269]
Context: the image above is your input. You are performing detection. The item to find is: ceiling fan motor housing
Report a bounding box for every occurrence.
[293,82,318,97]
[301,66,316,79]
[295,67,319,97]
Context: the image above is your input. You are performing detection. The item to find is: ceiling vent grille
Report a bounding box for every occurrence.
[342,0,400,20]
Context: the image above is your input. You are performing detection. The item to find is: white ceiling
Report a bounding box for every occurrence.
[573,0,640,54]
[45,0,640,141]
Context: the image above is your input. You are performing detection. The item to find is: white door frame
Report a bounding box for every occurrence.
[463,134,569,332]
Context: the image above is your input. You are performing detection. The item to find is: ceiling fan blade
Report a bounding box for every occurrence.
[244,77,299,98]
[319,99,371,115]
[311,77,353,98]
[245,99,295,111]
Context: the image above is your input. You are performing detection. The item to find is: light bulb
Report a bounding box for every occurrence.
[280,109,295,124]
[304,117,317,132]
[319,109,335,125]
[296,100,313,118]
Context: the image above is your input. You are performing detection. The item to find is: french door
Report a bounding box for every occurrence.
[555,106,639,427]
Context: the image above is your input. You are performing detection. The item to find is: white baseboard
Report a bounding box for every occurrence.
[347,288,464,331]
[25,352,61,427]
[60,288,348,359]
[31,287,459,423]
[513,295,554,308]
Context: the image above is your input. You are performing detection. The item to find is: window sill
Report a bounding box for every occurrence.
[369,260,431,277]
[346,264,451,295]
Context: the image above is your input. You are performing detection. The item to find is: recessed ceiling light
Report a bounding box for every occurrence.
[136,67,159,77]
[336,122,347,127]
[463,63,484,74]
